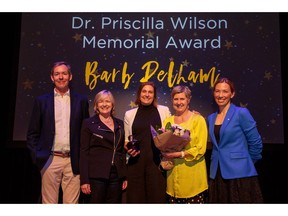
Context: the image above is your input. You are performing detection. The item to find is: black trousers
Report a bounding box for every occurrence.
[89,165,123,203]
[126,158,166,203]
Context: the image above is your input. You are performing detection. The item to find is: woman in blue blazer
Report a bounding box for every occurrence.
[207,77,263,203]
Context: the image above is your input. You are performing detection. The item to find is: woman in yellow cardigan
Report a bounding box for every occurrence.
[162,85,208,203]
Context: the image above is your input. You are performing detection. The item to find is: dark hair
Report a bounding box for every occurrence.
[135,81,158,107]
[213,77,235,95]
[50,61,71,76]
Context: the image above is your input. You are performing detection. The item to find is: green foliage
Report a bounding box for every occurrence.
[165,122,172,131]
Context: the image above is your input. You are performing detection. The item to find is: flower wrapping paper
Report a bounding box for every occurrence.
[150,125,191,153]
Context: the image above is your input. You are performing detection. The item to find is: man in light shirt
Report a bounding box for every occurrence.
[27,61,90,203]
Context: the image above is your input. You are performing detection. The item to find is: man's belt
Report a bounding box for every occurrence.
[51,151,70,157]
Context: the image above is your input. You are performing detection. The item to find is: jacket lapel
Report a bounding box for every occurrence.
[219,104,235,140]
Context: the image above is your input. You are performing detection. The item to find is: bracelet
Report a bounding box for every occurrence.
[180,151,185,158]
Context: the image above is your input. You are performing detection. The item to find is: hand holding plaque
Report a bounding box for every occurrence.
[127,135,140,151]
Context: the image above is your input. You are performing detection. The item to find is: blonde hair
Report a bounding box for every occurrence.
[94,90,115,116]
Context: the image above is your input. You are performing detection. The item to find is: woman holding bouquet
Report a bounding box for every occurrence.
[124,82,171,203]
[162,85,208,203]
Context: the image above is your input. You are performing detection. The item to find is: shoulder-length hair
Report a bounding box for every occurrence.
[94,90,115,116]
[135,81,158,107]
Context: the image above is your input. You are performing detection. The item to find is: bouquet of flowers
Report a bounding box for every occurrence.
[150,122,191,170]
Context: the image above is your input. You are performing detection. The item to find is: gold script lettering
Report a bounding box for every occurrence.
[140,61,219,88]
[85,61,134,90]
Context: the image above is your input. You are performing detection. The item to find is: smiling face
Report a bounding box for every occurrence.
[213,82,235,109]
[97,95,113,116]
[139,84,155,106]
[94,90,115,117]
[172,92,190,114]
[50,64,72,94]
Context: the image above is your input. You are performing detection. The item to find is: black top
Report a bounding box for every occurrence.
[131,104,162,164]
[214,124,221,144]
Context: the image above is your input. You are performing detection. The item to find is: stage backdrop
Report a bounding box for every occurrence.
[13,12,283,144]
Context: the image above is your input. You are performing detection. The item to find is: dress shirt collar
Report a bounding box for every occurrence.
[54,88,70,97]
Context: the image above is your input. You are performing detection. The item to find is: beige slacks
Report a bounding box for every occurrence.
[40,155,80,204]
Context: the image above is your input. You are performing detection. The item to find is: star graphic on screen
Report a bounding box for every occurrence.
[145,30,155,39]
[224,40,233,50]
[240,102,248,108]
[22,78,34,90]
[264,71,272,80]
[182,59,190,67]
[72,33,82,42]
[129,101,137,108]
